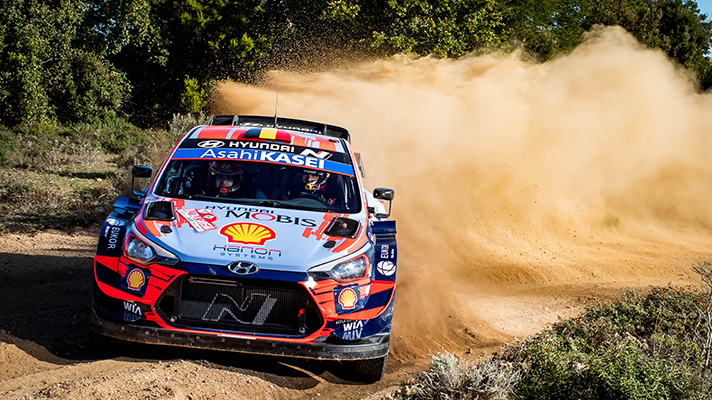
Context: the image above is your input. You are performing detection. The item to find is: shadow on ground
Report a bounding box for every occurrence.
[0,250,370,388]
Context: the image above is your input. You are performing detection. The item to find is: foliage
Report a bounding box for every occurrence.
[0,118,190,232]
[397,281,712,400]
[500,0,712,86]
[0,0,129,126]
[511,288,708,399]
[0,126,15,164]
[180,77,207,114]
[399,352,519,399]
[1,0,711,126]
[367,0,503,57]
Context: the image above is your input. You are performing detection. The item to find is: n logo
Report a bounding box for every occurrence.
[201,293,277,325]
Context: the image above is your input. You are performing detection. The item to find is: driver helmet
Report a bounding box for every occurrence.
[301,169,330,191]
[209,161,243,194]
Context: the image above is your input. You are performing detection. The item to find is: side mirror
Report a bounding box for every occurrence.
[373,188,395,219]
[131,165,153,197]
[132,165,152,178]
[373,188,394,201]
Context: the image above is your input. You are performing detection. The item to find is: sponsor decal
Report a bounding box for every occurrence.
[338,288,358,309]
[171,148,355,176]
[213,244,282,260]
[225,210,317,227]
[123,301,143,317]
[121,266,150,296]
[104,225,122,249]
[337,320,364,340]
[200,149,326,169]
[127,269,146,290]
[299,149,332,159]
[380,244,389,259]
[177,208,217,232]
[228,141,294,153]
[202,293,277,325]
[186,139,340,159]
[220,223,276,245]
[106,218,126,227]
[377,261,396,277]
[197,140,225,148]
[379,243,396,260]
[206,205,275,213]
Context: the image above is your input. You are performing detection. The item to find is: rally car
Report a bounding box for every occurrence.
[91,115,397,381]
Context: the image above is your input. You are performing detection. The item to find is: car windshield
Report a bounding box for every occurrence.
[154,159,361,213]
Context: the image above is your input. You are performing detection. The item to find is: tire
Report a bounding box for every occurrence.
[349,355,388,383]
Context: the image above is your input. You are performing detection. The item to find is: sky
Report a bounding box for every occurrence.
[698,0,712,18]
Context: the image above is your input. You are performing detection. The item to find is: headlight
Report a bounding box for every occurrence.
[308,244,372,282]
[331,255,369,281]
[122,229,180,265]
[124,234,155,263]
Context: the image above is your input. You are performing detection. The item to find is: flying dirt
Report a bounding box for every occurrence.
[3,25,712,399]
[214,26,712,362]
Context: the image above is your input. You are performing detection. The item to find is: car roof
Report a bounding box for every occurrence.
[210,115,350,142]
[183,124,348,154]
[168,118,357,176]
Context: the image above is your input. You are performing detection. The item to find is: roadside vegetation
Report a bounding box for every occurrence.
[0,114,206,232]
[395,263,712,400]
[1,0,710,232]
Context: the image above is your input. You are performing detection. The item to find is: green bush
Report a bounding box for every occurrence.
[397,283,712,400]
[0,126,16,164]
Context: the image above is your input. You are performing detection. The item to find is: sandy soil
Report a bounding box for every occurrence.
[0,228,415,400]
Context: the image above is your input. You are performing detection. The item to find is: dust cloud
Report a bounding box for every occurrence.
[213,26,712,359]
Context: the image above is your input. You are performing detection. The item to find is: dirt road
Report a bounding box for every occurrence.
[0,228,415,399]
[0,223,708,399]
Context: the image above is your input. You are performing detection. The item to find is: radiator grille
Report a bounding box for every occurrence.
[157,275,322,335]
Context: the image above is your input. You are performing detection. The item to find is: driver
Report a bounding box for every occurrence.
[286,169,336,205]
[203,161,255,198]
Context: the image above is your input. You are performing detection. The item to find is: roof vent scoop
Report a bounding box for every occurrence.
[144,201,175,221]
[325,217,360,238]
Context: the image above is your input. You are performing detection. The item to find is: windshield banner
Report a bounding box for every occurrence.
[171,148,355,176]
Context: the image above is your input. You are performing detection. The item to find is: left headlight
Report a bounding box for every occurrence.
[123,228,180,265]
[331,255,369,281]
[308,244,372,282]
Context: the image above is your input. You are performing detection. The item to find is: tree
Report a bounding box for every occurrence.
[0,0,128,126]
[500,0,712,88]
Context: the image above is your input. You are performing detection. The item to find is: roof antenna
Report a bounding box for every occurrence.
[273,71,281,128]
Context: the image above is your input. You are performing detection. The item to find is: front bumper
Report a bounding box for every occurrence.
[91,308,390,360]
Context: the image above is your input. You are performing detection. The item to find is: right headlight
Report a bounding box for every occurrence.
[123,226,180,265]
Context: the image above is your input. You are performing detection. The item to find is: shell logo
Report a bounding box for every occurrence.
[338,288,358,309]
[220,223,276,245]
[127,269,146,291]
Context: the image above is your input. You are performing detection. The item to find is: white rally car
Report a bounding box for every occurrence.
[92,115,397,381]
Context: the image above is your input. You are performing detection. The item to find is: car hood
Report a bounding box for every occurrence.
[138,198,368,273]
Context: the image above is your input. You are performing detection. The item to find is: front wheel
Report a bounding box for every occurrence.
[348,355,388,382]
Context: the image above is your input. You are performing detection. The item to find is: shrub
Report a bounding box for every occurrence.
[0,125,16,164]
[396,280,712,400]
[398,352,519,400]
